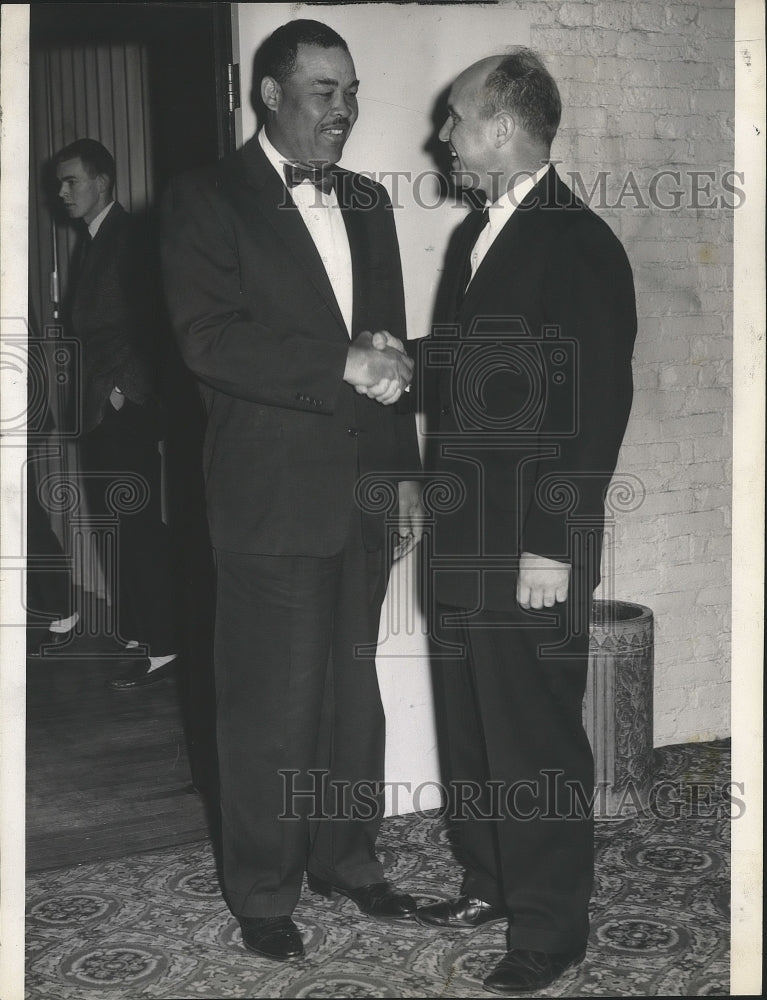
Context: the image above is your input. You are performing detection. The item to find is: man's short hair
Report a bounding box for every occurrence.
[482,48,561,148]
[256,18,349,86]
[54,138,116,194]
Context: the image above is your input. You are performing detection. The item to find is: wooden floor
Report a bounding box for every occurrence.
[26,622,216,873]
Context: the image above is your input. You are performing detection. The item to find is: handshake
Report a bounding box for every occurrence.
[343,330,413,406]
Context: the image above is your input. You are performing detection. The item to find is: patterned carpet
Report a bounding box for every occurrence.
[25,740,731,998]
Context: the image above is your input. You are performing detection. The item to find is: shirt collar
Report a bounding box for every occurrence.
[87,201,115,239]
[485,163,550,232]
[259,127,291,180]
[258,128,336,202]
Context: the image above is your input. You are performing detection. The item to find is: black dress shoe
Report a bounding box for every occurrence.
[108,657,179,690]
[30,626,75,655]
[307,874,416,919]
[416,894,507,928]
[238,915,304,960]
[42,629,73,647]
[483,945,587,995]
[30,612,81,655]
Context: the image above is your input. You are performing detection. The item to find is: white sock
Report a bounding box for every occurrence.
[48,612,79,634]
[147,653,178,672]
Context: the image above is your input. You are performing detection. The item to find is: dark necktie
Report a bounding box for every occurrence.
[75,230,93,280]
[284,162,334,195]
[458,207,489,304]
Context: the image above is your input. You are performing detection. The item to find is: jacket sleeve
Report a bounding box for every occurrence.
[159,171,350,414]
[520,215,638,564]
[377,188,422,476]
[114,218,165,400]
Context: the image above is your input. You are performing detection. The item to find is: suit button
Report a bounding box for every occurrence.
[347,427,358,437]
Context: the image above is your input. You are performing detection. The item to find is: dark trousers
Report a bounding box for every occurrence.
[213,515,389,918]
[27,462,70,623]
[431,594,594,953]
[80,399,177,654]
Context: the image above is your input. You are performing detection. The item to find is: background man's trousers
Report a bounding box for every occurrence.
[213,515,390,918]
[80,398,177,654]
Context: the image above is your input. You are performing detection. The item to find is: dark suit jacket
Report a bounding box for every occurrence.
[160,136,421,557]
[69,202,158,432]
[424,166,637,611]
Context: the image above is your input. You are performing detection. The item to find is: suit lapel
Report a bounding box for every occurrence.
[334,170,366,335]
[458,166,555,320]
[237,138,348,335]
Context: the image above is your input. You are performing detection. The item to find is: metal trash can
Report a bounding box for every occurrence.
[584,599,654,818]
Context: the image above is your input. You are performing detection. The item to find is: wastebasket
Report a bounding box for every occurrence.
[584,599,654,818]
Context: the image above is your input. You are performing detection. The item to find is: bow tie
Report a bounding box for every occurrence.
[284,162,335,195]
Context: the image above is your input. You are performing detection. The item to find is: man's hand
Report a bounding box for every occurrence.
[351,330,411,402]
[344,330,413,405]
[371,330,405,353]
[392,480,425,562]
[517,552,570,610]
[109,387,126,411]
[360,330,411,401]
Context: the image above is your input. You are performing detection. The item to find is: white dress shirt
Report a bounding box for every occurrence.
[87,200,115,239]
[469,164,550,282]
[259,128,354,337]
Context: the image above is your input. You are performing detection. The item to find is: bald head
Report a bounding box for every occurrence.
[439,47,560,199]
[453,55,504,98]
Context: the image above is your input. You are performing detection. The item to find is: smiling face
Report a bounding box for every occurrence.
[262,43,359,166]
[439,58,502,194]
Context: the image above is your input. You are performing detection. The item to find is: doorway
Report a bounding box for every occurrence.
[26,2,235,870]
[30,1,236,338]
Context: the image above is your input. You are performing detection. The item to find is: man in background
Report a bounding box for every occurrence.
[55,138,179,688]
[160,20,423,962]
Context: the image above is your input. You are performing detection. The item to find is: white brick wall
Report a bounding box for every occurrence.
[506,0,734,745]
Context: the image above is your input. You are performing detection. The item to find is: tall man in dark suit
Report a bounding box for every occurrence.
[55,138,179,688]
[160,20,424,962]
[392,49,637,994]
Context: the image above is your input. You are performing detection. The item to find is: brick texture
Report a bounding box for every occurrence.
[508,0,734,745]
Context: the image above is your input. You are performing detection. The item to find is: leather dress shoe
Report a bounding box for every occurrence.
[42,629,73,647]
[238,915,304,960]
[483,945,587,995]
[307,874,416,919]
[416,894,507,928]
[108,657,179,690]
[31,623,77,655]
[30,629,71,655]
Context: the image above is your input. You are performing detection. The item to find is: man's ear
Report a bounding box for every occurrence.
[95,174,110,195]
[261,75,281,113]
[495,111,515,148]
